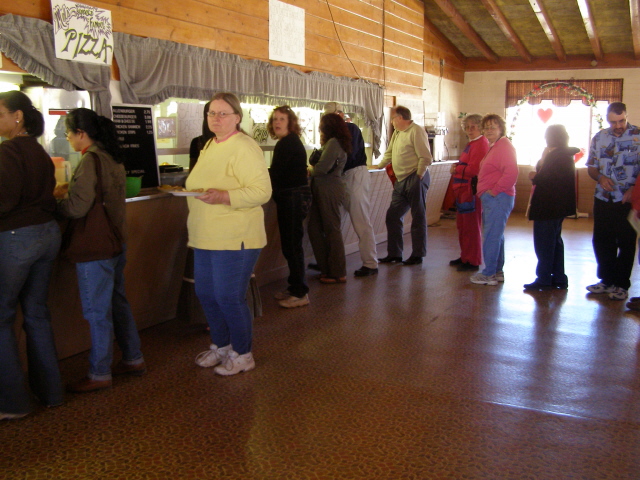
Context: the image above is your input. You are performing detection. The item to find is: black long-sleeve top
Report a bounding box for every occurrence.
[269,132,309,192]
[343,122,366,172]
[529,146,579,221]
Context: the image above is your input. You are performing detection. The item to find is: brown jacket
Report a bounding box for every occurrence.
[57,143,127,242]
[0,136,57,232]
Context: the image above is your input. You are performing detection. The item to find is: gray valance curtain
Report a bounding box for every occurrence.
[113,33,385,156]
[0,14,112,117]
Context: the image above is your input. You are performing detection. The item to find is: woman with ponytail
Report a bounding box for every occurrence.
[0,91,64,419]
[57,108,145,393]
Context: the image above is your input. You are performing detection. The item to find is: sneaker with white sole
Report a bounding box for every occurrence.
[214,351,255,376]
[278,294,310,308]
[586,282,615,294]
[195,344,232,368]
[470,272,498,286]
[608,287,628,300]
[495,271,505,282]
[274,289,291,300]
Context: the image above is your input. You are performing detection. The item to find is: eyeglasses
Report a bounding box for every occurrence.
[482,125,500,131]
[207,111,235,118]
[65,130,73,138]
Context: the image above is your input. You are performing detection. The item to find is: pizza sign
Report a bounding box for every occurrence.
[51,0,113,65]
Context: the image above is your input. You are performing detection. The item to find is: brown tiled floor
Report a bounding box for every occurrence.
[2,215,640,479]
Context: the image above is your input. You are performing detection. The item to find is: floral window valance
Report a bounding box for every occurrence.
[505,79,623,108]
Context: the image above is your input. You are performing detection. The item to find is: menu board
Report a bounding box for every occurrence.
[112,105,159,188]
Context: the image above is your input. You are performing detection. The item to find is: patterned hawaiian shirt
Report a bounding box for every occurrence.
[586,123,640,202]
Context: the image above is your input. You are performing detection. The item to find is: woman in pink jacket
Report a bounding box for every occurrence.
[470,113,519,286]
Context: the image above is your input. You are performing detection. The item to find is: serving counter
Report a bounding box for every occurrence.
[16,164,453,361]
[16,190,189,361]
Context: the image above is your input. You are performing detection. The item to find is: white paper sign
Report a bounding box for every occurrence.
[269,0,305,66]
[51,0,113,65]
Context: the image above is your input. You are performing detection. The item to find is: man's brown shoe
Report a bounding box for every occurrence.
[112,361,147,376]
[66,376,112,393]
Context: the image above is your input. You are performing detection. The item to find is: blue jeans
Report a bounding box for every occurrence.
[76,246,143,381]
[193,247,261,355]
[480,192,514,276]
[0,221,63,414]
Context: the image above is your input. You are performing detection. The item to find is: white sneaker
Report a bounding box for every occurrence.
[608,287,628,300]
[278,294,310,308]
[195,344,232,368]
[495,271,505,282]
[586,282,615,294]
[274,289,291,300]
[470,272,498,286]
[214,351,255,376]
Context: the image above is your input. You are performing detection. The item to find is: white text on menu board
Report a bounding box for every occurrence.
[113,109,139,148]
[145,113,153,135]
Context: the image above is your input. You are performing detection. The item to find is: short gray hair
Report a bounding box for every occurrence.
[393,106,411,120]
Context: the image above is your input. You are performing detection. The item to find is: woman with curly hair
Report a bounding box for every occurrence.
[469,113,518,286]
[307,113,351,284]
[268,106,312,308]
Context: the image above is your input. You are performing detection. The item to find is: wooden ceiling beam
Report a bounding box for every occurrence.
[464,52,640,71]
[630,0,640,60]
[481,0,532,62]
[431,0,499,63]
[576,0,604,60]
[528,0,566,62]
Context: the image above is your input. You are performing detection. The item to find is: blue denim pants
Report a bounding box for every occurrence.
[0,220,64,414]
[76,246,143,381]
[480,192,514,276]
[193,247,261,355]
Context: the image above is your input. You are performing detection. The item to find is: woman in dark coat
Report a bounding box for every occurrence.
[524,124,578,290]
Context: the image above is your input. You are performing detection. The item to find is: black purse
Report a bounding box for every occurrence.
[62,153,123,263]
[308,148,321,166]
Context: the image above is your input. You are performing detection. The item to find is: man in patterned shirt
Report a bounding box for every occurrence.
[585,102,640,300]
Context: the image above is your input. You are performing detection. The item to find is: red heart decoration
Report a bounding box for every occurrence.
[537,108,553,123]
[574,148,585,163]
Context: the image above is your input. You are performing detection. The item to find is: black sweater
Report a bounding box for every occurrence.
[529,146,578,221]
[269,133,309,192]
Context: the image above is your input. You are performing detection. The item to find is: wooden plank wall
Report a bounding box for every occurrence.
[1,0,463,99]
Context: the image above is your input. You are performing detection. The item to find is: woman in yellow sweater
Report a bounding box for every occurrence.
[186,93,272,376]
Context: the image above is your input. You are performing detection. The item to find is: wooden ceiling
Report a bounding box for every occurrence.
[423,0,640,71]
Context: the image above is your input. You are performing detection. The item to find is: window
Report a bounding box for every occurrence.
[507,99,608,166]
[505,79,623,166]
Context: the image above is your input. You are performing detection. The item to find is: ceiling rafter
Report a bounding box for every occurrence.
[481,0,532,62]
[630,0,640,59]
[431,0,499,63]
[576,0,604,60]
[528,0,566,62]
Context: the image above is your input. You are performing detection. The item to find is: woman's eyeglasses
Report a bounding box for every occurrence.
[207,111,235,118]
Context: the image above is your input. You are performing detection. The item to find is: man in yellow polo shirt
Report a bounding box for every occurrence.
[376,106,432,265]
